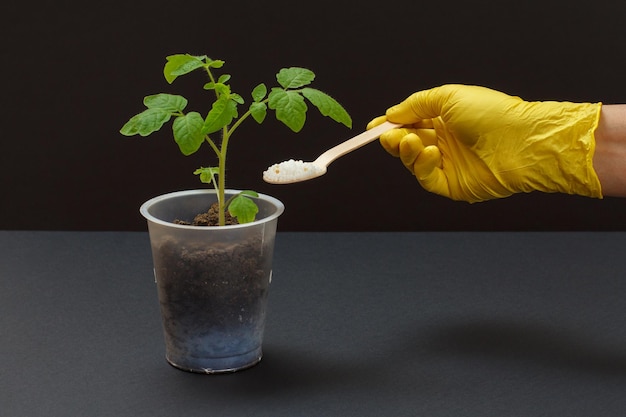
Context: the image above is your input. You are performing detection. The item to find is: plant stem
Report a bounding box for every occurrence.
[205,136,220,156]
[218,126,228,226]
[203,65,228,226]
[215,100,269,226]
[203,64,270,226]
[226,98,269,138]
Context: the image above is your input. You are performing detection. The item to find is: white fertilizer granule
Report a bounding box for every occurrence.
[263,159,325,183]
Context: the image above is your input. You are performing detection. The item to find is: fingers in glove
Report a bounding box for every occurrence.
[414,128,437,146]
[386,86,450,124]
[399,132,449,197]
[381,128,419,157]
[398,133,424,170]
[414,146,450,198]
[397,130,439,165]
[366,115,387,130]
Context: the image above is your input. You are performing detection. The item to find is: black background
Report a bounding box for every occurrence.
[3,0,626,231]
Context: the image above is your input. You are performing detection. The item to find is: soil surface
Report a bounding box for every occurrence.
[174,203,238,226]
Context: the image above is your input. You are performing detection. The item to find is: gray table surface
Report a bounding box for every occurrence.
[2,230,626,416]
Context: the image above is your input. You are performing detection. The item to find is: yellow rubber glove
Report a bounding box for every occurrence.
[368,84,603,202]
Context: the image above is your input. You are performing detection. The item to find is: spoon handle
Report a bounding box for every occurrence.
[313,121,402,167]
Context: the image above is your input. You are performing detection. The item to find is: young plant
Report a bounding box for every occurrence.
[121,54,352,226]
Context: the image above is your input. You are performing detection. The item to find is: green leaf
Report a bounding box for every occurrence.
[231,93,244,105]
[202,96,238,134]
[301,88,352,128]
[207,59,225,68]
[251,83,267,102]
[276,67,315,89]
[120,108,172,136]
[194,167,219,184]
[164,54,206,84]
[173,112,205,155]
[144,94,188,112]
[213,83,231,96]
[250,102,267,124]
[228,193,259,224]
[218,74,231,83]
[268,88,307,132]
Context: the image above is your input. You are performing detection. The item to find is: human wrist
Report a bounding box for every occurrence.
[592,104,626,197]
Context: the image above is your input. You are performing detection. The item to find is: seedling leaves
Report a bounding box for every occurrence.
[203,96,238,134]
[251,83,267,102]
[120,108,172,136]
[194,167,219,184]
[228,191,259,224]
[173,112,205,155]
[164,54,206,84]
[268,89,307,132]
[144,94,188,112]
[250,102,267,124]
[121,54,353,226]
[276,67,315,89]
[302,88,352,128]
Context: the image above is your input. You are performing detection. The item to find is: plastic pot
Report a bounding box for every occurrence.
[140,189,284,373]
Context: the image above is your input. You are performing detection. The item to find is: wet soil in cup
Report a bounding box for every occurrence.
[154,202,270,356]
[156,235,267,330]
[174,202,239,226]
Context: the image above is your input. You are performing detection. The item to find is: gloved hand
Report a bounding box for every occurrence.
[368,84,603,202]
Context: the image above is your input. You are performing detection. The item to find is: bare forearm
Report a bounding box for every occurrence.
[593,104,626,197]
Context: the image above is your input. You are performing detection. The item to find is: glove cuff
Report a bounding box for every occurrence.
[500,101,603,199]
[550,101,603,198]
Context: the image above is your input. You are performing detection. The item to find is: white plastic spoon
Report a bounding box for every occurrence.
[263,121,402,184]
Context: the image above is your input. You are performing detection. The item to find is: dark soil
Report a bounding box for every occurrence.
[155,235,269,328]
[174,203,239,226]
[152,203,274,359]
